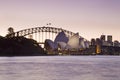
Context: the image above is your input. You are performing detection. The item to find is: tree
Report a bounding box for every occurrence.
[8,27,14,34]
[6,27,15,38]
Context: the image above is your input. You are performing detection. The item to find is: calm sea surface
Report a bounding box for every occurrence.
[0,56,120,80]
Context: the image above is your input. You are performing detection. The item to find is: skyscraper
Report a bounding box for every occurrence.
[107,35,112,42]
[107,35,113,46]
[100,35,105,41]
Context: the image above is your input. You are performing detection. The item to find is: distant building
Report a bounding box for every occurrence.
[96,38,102,45]
[91,38,96,45]
[107,35,112,42]
[114,40,119,47]
[100,35,105,41]
[102,41,110,46]
[107,35,113,46]
[90,34,120,55]
[95,38,102,54]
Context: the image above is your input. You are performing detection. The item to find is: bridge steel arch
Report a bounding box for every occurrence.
[9,27,75,37]
[7,26,88,45]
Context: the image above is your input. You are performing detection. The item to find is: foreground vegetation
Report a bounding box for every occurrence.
[0,36,47,56]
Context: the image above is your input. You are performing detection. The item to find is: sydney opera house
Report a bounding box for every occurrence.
[44,31,90,55]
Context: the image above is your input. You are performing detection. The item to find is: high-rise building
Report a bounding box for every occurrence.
[96,38,102,54]
[96,38,102,45]
[91,38,96,45]
[107,35,112,42]
[100,35,105,41]
[107,35,113,46]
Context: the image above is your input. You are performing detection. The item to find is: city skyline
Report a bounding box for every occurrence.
[0,0,120,41]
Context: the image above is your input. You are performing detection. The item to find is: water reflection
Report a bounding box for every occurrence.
[0,56,120,80]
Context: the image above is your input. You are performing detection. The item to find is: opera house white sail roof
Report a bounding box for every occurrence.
[54,31,68,44]
[66,33,80,49]
[45,39,55,50]
[45,31,89,51]
[58,42,67,50]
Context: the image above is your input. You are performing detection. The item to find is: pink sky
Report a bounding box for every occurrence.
[0,0,120,41]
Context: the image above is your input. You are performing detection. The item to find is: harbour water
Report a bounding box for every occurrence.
[0,56,120,80]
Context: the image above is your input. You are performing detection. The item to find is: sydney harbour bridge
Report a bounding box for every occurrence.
[7,26,88,47]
